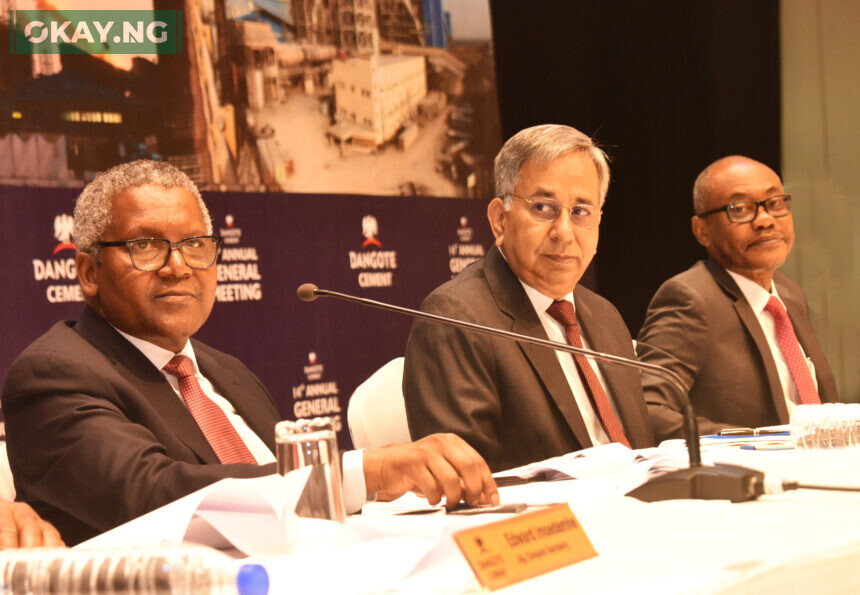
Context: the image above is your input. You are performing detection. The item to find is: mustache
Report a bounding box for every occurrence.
[151,282,204,299]
[748,232,786,245]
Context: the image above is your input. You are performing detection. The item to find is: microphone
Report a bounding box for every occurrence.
[296,283,318,302]
[297,283,763,502]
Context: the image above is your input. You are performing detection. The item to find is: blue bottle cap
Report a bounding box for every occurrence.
[236,563,269,595]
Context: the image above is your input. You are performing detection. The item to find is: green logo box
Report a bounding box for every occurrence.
[11,10,181,55]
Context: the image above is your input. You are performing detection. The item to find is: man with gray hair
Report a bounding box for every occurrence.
[637,156,838,442]
[404,125,654,472]
[2,160,498,545]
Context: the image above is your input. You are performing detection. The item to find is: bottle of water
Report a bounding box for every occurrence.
[0,543,269,594]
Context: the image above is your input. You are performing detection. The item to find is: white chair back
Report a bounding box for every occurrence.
[347,357,411,450]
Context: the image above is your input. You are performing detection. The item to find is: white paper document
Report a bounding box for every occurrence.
[78,469,312,556]
[494,442,641,483]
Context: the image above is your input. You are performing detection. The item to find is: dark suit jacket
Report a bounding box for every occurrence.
[636,260,839,442]
[403,248,654,472]
[1,307,280,545]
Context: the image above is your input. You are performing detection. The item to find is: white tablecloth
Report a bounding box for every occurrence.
[262,447,860,594]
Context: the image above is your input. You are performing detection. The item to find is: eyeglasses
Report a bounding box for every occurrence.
[511,194,600,229]
[696,194,792,223]
[96,236,221,272]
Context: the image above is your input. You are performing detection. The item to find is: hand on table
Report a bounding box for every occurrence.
[0,501,65,550]
[363,433,499,507]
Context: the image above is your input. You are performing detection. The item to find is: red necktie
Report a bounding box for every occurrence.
[764,297,821,405]
[546,301,631,447]
[163,355,258,464]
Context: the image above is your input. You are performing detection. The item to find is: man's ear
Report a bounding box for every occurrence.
[691,215,711,250]
[487,198,507,247]
[76,251,99,298]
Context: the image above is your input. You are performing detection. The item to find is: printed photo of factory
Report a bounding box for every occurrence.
[0,0,502,198]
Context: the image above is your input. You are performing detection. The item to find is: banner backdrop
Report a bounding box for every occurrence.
[0,0,502,451]
[0,184,493,451]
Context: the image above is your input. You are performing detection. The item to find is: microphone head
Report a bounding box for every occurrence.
[296,283,319,302]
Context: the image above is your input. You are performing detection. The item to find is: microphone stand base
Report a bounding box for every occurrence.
[626,463,764,503]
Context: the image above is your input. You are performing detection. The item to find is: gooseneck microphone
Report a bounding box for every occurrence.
[298,283,764,502]
[298,284,701,458]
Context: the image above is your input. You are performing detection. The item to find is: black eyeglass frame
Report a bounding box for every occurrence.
[95,235,222,272]
[696,194,792,223]
[510,194,602,229]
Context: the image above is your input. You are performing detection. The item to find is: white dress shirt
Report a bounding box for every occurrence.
[113,329,367,512]
[726,270,818,415]
[518,282,617,446]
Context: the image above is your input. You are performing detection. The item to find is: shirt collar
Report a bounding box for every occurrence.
[520,281,575,314]
[112,327,198,373]
[726,269,784,314]
[499,247,577,313]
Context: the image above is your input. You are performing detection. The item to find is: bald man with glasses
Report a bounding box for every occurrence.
[403,125,654,472]
[636,156,839,442]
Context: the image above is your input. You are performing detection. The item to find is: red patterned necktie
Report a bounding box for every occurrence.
[546,301,631,447]
[163,355,258,464]
[763,297,821,405]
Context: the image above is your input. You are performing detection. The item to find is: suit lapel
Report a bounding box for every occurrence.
[706,261,789,423]
[774,274,833,402]
[74,307,221,463]
[572,289,639,438]
[194,345,278,451]
[775,278,810,350]
[484,250,594,448]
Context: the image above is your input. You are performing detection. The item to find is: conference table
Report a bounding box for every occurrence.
[260,443,860,594]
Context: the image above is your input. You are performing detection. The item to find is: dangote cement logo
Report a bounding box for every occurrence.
[449,214,484,275]
[361,215,382,248]
[293,351,341,429]
[349,214,397,287]
[457,215,474,243]
[53,213,76,254]
[33,213,82,303]
[303,352,322,381]
[219,214,242,245]
[10,10,181,55]
[216,213,262,302]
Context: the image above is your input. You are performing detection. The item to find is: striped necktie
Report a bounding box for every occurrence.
[546,300,631,447]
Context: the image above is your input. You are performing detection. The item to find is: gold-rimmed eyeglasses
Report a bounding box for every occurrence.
[511,194,600,229]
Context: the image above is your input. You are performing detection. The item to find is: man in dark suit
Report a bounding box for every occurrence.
[404,125,654,472]
[2,160,497,545]
[637,156,839,442]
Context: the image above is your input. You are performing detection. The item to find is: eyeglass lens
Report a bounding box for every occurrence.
[130,237,218,271]
[726,195,790,222]
[526,198,596,228]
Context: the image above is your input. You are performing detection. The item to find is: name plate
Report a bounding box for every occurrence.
[453,503,597,590]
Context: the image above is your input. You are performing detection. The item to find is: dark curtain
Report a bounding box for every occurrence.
[490,0,781,333]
